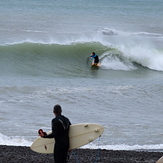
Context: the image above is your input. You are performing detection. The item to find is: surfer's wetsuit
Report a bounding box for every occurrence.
[44,115,71,163]
[90,54,99,64]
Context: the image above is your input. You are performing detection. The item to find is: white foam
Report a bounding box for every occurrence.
[1,133,163,151]
[83,143,163,151]
[99,50,137,71]
[101,28,163,38]
[100,56,136,71]
[119,44,163,71]
[0,133,32,146]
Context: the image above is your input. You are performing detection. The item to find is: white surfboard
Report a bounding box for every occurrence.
[156,156,163,163]
[30,123,104,154]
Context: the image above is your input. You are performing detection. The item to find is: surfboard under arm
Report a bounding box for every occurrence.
[30,123,104,154]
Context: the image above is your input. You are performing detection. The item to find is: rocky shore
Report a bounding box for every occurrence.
[0,145,162,163]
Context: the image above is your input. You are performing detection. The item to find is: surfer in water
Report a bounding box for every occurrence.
[90,52,99,65]
[39,104,71,163]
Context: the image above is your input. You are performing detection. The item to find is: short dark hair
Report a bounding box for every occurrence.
[53,104,62,114]
[92,52,95,55]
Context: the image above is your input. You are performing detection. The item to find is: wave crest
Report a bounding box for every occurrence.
[0,40,163,73]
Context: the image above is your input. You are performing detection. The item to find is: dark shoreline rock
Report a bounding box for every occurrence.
[0,145,162,163]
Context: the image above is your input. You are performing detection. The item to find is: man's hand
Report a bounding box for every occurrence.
[38,129,47,137]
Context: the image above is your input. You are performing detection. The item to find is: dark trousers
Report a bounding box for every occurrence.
[54,144,69,163]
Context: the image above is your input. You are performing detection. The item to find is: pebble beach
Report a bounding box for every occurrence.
[0,145,163,163]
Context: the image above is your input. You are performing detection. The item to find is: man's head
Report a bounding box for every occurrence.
[92,52,95,55]
[53,104,62,115]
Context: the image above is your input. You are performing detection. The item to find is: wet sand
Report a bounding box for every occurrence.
[0,145,162,163]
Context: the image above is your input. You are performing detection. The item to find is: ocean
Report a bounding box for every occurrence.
[0,0,163,151]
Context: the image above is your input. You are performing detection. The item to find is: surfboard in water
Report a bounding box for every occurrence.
[91,62,100,70]
[30,123,104,154]
[92,62,100,67]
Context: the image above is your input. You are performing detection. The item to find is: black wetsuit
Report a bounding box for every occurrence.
[44,115,71,163]
[90,54,99,64]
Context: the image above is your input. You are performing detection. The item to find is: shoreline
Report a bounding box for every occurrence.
[0,145,163,163]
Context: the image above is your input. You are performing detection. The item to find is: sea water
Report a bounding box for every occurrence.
[0,0,163,151]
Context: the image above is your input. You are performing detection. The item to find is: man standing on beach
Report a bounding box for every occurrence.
[39,104,71,163]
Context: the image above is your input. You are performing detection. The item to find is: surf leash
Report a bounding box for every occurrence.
[71,136,102,163]
[93,136,102,163]
[71,150,81,163]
